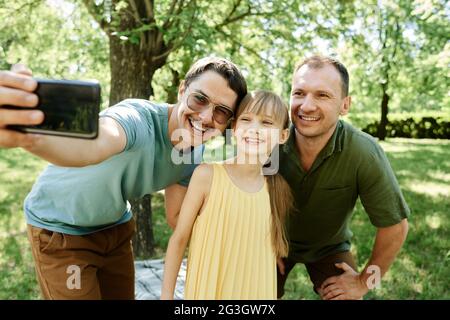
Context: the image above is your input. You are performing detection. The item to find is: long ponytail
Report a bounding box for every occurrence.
[266,173,293,258]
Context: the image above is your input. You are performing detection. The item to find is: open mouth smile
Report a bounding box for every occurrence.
[244,137,264,145]
[189,117,207,134]
[298,114,320,121]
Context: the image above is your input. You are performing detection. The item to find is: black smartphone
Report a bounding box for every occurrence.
[5,79,100,139]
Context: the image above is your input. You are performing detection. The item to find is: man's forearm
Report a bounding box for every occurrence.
[23,117,126,167]
[359,219,409,288]
[25,134,101,167]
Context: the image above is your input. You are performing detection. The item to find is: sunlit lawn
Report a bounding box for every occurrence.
[0,138,449,299]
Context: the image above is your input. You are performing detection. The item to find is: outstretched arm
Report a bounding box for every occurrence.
[0,64,126,166]
[25,116,126,167]
[321,218,409,300]
[161,164,212,299]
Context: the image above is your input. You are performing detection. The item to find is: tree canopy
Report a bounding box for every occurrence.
[1,0,447,115]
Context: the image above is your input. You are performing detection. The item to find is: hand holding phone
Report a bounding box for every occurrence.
[3,79,100,139]
[0,68,43,148]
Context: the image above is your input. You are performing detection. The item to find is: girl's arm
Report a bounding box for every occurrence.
[164,183,188,229]
[161,164,212,299]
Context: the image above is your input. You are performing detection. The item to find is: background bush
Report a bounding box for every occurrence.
[362,117,450,139]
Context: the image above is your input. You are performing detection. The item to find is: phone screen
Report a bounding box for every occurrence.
[6,79,100,139]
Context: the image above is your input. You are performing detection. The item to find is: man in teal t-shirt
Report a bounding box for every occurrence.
[277,55,410,300]
[0,57,247,299]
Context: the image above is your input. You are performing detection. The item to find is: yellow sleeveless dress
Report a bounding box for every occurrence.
[184,163,276,300]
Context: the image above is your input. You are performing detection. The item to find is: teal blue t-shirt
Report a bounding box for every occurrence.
[24,99,202,235]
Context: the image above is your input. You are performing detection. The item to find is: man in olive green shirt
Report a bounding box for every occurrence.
[277,55,410,300]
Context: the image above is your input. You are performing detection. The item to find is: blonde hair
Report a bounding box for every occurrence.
[235,90,293,258]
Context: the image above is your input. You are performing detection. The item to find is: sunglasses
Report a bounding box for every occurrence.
[186,91,234,125]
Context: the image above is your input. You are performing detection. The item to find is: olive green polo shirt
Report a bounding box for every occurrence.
[279,120,410,263]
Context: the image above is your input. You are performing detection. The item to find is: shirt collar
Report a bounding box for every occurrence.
[283,120,345,161]
[321,120,344,158]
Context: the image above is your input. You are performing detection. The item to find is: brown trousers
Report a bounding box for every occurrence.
[27,219,136,300]
[277,251,358,298]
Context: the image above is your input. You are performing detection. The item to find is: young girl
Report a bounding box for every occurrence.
[161,90,293,300]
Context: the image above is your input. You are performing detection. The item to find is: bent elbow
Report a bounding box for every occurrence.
[166,209,180,230]
[400,218,409,240]
[167,218,176,230]
[166,213,178,230]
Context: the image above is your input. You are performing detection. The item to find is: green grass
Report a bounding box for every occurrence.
[0,149,47,299]
[0,138,449,299]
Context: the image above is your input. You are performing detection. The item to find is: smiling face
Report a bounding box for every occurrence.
[233,91,290,163]
[290,64,351,142]
[234,112,284,158]
[174,70,238,148]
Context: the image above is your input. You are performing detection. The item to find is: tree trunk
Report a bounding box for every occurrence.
[166,68,180,104]
[378,83,389,141]
[82,0,173,259]
[108,34,158,259]
[130,195,155,259]
[108,36,155,104]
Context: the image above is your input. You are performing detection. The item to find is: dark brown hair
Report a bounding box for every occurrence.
[184,57,248,108]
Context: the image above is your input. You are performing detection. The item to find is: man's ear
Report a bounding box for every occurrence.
[279,128,290,145]
[177,80,186,101]
[340,96,351,116]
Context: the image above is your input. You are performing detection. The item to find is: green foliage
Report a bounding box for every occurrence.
[151,0,308,101]
[2,0,447,116]
[345,111,449,129]
[337,0,449,116]
[0,0,111,109]
[362,117,450,139]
